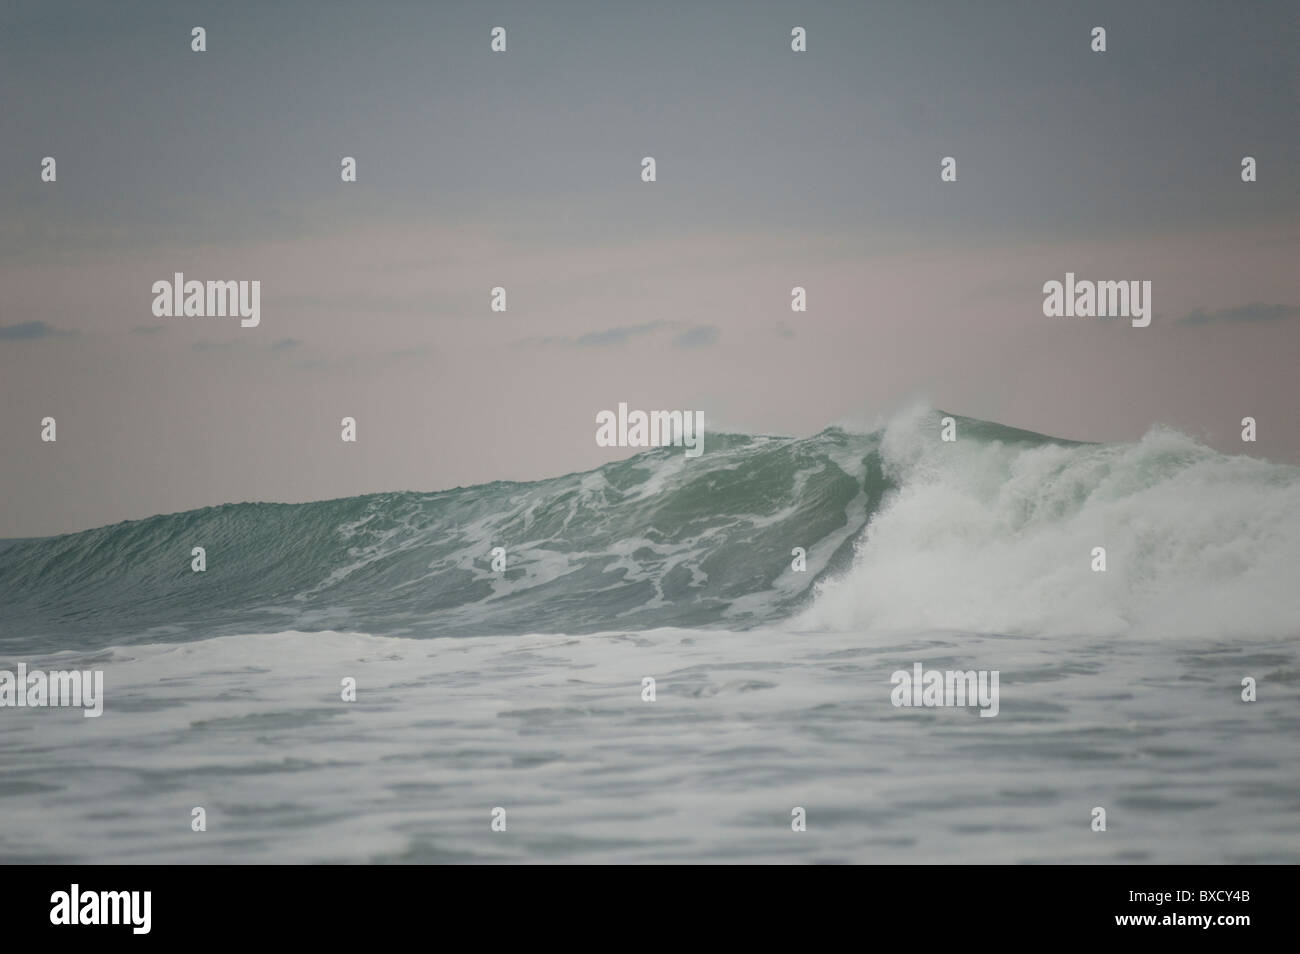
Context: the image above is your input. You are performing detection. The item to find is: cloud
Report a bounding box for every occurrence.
[572,322,665,347]
[1179,302,1300,325]
[671,325,719,348]
[515,321,721,350]
[0,320,69,341]
[516,321,666,349]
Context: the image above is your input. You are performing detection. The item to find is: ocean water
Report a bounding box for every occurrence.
[2,407,1299,863]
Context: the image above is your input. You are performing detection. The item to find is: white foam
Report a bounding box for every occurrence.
[802,407,1300,639]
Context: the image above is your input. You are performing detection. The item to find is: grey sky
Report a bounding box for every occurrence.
[2,0,1298,537]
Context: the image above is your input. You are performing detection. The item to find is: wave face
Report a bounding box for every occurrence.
[2,407,1298,652]
[0,430,884,652]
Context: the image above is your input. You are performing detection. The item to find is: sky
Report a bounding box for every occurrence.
[1,0,1298,538]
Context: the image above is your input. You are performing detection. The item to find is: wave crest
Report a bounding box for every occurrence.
[802,407,1300,639]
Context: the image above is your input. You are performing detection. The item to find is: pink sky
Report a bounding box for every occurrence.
[2,218,1297,537]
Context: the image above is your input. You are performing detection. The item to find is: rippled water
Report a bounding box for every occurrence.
[4,626,1297,863]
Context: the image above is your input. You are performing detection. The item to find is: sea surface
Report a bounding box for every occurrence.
[3,407,1298,862]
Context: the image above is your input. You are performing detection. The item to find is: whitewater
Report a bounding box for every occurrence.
[2,407,1298,863]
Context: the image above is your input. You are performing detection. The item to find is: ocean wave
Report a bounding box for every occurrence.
[0,429,881,650]
[2,406,1296,651]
